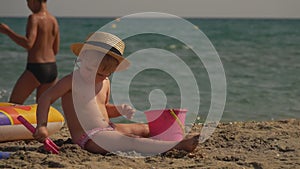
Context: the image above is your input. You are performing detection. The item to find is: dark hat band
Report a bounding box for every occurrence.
[84,41,122,56]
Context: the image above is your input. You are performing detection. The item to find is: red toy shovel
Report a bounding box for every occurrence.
[17,115,59,154]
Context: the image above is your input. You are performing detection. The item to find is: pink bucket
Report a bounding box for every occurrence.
[144,109,187,141]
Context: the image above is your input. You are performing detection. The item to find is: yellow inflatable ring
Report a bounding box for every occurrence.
[0,102,64,142]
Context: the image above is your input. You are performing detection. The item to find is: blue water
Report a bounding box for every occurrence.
[0,17,299,122]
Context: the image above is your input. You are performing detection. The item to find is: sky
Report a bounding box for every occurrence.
[0,0,300,18]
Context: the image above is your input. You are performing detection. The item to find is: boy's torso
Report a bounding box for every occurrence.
[27,12,58,63]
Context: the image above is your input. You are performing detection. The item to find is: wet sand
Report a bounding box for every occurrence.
[1,119,299,169]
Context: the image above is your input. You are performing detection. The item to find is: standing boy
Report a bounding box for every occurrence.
[0,0,60,104]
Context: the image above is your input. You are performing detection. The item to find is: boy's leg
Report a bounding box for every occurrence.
[36,78,58,101]
[114,123,150,137]
[9,70,40,104]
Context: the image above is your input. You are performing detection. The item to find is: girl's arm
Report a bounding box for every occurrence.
[106,104,122,118]
[106,104,135,120]
[105,79,122,118]
[105,79,135,119]
[36,74,72,127]
[34,74,72,142]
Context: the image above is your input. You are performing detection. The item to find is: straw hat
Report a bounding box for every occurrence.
[70,32,130,71]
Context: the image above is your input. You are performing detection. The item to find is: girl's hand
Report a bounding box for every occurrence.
[119,104,135,120]
[33,126,49,143]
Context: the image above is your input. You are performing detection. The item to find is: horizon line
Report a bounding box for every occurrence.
[1,15,300,20]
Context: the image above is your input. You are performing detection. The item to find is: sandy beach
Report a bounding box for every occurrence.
[0,119,299,169]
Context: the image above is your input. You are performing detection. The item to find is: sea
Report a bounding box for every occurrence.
[0,17,299,123]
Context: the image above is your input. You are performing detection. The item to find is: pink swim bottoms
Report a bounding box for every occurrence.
[77,122,115,149]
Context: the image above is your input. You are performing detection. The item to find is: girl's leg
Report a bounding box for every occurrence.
[9,70,40,104]
[36,78,58,102]
[84,130,199,155]
[114,123,150,137]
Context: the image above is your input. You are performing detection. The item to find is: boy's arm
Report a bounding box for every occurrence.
[52,19,60,55]
[0,15,37,50]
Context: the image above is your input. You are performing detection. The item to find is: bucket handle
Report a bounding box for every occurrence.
[169,109,185,135]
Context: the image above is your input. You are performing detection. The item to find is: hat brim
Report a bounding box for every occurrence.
[70,43,130,72]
